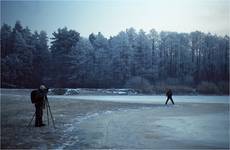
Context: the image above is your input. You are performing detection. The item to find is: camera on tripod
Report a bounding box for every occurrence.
[40,87,49,96]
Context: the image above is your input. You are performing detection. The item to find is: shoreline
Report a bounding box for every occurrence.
[1,88,229,96]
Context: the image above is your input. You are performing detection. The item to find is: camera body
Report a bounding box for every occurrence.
[44,88,49,94]
[39,87,49,96]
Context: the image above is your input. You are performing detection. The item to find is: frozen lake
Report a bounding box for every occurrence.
[60,102,229,149]
[1,90,229,149]
[51,95,229,149]
[51,95,229,104]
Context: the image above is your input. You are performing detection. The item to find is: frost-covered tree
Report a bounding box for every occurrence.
[133,30,152,79]
[110,31,132,86]
[31,31,50,86]
[1,24,12,58]
[1,21,33,87]
[148,29,160,82]
[51,27,80,87]
[72,37,94,87]
[89,32,112,87]
[1,21,229,91]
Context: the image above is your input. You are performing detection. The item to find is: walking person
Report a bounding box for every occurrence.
[165,89,175,105]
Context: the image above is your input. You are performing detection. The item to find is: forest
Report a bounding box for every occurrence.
[1,21,229,94]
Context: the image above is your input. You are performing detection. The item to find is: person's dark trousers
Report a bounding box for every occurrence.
[35,104,43,126]
[165,97,175,105]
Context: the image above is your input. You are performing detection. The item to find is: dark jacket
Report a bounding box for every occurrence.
[166,90,172,97]
[35,89,47,107]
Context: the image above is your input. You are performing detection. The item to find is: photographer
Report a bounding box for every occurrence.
[34,85,48,127]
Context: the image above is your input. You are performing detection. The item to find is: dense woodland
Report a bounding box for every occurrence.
[1,21,229,94]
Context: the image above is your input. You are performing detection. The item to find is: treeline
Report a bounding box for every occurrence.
[1,21,229,94]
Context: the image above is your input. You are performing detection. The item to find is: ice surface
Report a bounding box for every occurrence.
[1,90,229,149]
[50,95,229,104]
[60,104,229,149]
[50,95,229,149]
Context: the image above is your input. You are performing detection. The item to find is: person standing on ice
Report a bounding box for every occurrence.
[34,85,48,127]
[165,89,175,105]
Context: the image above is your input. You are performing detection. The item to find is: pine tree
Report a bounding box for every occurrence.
[51,27,80,87]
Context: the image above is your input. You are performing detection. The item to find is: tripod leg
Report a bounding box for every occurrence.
[46,100,55,128]
[46,102,49,126]
[47,103,56,128]
[49,106,56,128]
[27,112,35,128]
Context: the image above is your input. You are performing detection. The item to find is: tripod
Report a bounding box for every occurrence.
[27,97,56,128]
[44,98,56,128]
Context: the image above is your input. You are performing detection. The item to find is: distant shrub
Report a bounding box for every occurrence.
[124,76,153,94]
[51,88,67,95]
[197,82,220,94]
[217,81,229,95]
[183,75,194,85]
[169,85,196,94]
[1,82,18,88]
[164,76,195,86]
[152,85,196,95]
[165,77,180,85]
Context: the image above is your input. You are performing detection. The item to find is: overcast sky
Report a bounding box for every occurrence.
[1,0,230,38]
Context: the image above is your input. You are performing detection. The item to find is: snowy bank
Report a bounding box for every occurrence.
[48,88,139,95]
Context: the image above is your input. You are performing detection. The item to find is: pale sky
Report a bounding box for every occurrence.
[1,0,230,38]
